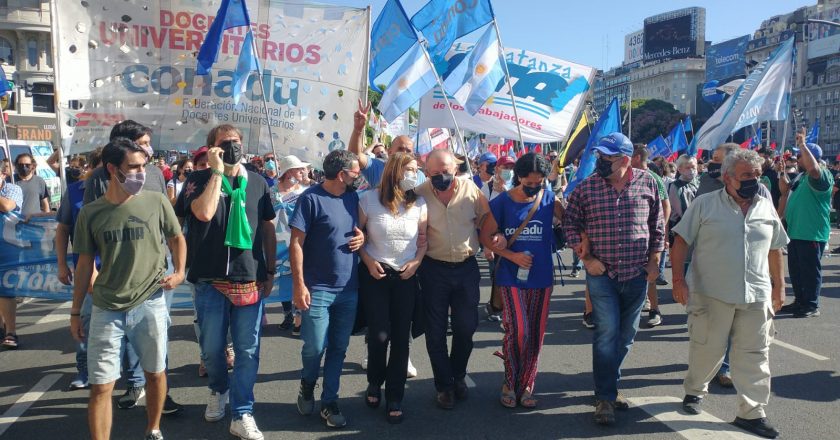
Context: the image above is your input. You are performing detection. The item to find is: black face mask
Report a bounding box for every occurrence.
[707,163,722,179]
[16,163,32,176]
[431,173,454,191]
[522,184,541,197]
[736,178,759,199]
[182,169,193,178]
[595,158,614,179]
[344,171,361,192]
[485,164,496,176]
[218,140,243,165]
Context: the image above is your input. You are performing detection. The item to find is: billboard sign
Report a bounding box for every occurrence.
[624,30,644,65]
[644,14,696,63]
[705,35,750,81]
[808,33,840,60]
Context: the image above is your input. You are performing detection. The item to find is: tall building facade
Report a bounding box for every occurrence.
[0,0,57,144]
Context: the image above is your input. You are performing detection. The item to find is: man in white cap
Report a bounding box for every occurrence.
[275,155,311,333]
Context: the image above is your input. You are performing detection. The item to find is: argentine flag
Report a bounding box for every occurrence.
[378,42,437,123]
[231,32,259,104]
[443,25,505,115]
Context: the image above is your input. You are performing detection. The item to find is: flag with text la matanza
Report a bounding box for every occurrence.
[807,119,820,144]
[692,38,795,152]
[667,121,689,154]
[378,42,437,123]
[442,24,505,115]
[411,0,494,63]
[564,98,621,197]
[370,0,418,93]
[197,0,252,75]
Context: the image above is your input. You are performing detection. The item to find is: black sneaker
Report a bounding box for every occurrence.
[779,302,801,314]
[292,325,301,336]
[117,385,145,409]
[297,379,316,416]
[655,277,668,286]
[793,308,820,318]
[647,309,663,327]
[732,417,779,439]
[161,394,181,415]
[569,269,580,278]
[485,303,501,322]
[320,401,347,428]
[682,394,703,415]
[279,313,294,330]
[831,246,840,254]
[144,430,164,440]
[582,312,595,329]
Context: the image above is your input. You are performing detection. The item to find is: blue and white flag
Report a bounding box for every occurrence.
[442,25,505,115]
[750,127,763,149]
[693,38,795,152]
[647,135,670,159]
[564,98,621,197]
[684,115,693,133]
[231,32,260,104]
[378,42,437,123]
[807,119,820,144]
[197,0,252,75]
[0,66,9,97]
[667,121,689,154]
[411,0,494,63]
[467,135,482,157]
[370,0,418,93]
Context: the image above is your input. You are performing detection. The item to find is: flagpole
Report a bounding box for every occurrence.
[418,40,472,174]
[628,83,632,138]
[363,6,372,108]
[492,19,524,150]
[248,29,278,160]
[0,113,12,184]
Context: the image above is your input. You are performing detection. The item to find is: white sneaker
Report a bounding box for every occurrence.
[406,357,418,378]
[204,390,229,422]
[230,413,264,440]
[642,297,651,312]
[362,356,368,370]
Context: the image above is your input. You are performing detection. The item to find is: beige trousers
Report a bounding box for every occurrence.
[683,292,775,420]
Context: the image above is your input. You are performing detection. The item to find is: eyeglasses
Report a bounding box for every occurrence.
[342,169,360,178]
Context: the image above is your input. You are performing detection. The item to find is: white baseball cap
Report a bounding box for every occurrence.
[277,155,310,178]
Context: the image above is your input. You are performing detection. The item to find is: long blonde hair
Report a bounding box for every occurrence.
[379,152,417,215]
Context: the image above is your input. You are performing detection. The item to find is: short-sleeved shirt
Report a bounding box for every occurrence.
[56,180,86,240]
[0,181,23,213]
[490,189,555,288]
[73,191,181,311]
[673,189,789,304]
[785,167,833,243]
[415,177,488,263]
[360,189,426,269]
[84,165,166,204]
[647,169,667,201]
[362,155,426,189]
[15,175,49,216]
[176,168,275,283]
[289,184,360,292]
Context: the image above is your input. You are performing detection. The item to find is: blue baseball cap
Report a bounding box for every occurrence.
[478,152,498,165]
[791,143,822,160]
[593,132,634,157]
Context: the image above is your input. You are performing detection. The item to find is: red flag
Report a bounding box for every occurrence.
[535,144,542,154]
[740,139,750,149]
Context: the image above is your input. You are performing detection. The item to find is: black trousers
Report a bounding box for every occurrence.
[418,256,480,392]
[360,266,418,403]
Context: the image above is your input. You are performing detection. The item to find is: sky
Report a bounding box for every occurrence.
[324,0,809,69]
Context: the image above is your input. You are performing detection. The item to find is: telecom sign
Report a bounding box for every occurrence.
[705,35,750,82]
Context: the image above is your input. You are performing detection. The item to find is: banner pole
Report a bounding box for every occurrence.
[0,113,12,184]
[418,40,471,174]
[363,6,371,108]
[49,0,65,191]
[248,29,278,160]
[492,19,524,150]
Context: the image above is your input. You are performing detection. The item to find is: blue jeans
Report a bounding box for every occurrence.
[74,294,93,382]
[587,273,647,401]
[194,282,264,417]
[300,290,358,404]
[718,343,731,375]
[120,285,174,388]
[787,239,825,311]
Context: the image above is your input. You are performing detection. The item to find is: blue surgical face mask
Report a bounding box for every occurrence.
[500,169,514,182]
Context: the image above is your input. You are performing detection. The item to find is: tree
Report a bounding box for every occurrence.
[622,98,685,144]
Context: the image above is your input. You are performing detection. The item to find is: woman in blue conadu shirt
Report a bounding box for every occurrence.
[479,153,565,410]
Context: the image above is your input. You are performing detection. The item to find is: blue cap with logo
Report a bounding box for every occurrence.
[593,132,634,157]
[478,152,498,165]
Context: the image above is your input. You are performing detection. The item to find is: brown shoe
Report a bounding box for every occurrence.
[454,379,468,400]
[716,372,734,388]
[594,400,615,425]
[435,390,455,410]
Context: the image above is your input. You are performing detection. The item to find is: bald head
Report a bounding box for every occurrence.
[390,135,414,155]
[426,149,456,176]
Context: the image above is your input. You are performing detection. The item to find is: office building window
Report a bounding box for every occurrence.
[0,37,12,65]
[27,39,37,67]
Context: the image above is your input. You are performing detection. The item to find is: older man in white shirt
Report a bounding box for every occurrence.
[670,149,787,440]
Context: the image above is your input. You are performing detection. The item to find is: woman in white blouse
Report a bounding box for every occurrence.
[358,152,428,424]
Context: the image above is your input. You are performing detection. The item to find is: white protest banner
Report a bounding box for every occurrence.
[52,0,369,166]
[419,44,595,143]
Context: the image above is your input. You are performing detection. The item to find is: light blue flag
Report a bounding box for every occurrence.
[807,119,820,144]
[467,135,482,157]
[231,32,260,104]
[442,25,505,115]
[693,38,795,152]
[411,0,494,63]
[370,0,418,93]
[197,0,251,75]
[564,98,622,197]
[667,121,689,154]
[378,42,437,123]
[750,127,763,150]
[684,116,693,133]
[647,135,670,159]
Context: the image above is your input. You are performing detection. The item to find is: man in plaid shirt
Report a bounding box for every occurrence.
[563,132,665,426]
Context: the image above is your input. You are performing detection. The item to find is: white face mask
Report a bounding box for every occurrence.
[399,172,418,191]
[499,169,514,182]
[680,169,697,181]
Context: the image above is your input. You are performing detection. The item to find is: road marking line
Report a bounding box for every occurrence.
[627,396,758,440]
[0,373,62,437]
[772,339,830,361]
[464,374,476,388]
[33,301,72,326]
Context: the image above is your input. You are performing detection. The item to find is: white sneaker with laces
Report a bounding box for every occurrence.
[230,413,264,440]
[406,357,418,378]
[204,390,229,422]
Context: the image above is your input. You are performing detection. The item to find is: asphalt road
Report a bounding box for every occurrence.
[1,245,839,440]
